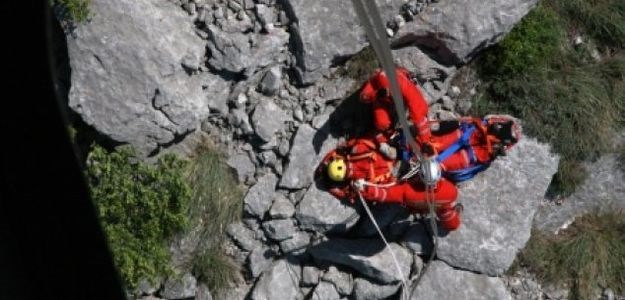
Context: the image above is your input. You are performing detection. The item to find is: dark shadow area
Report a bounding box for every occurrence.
[0,1,125,299]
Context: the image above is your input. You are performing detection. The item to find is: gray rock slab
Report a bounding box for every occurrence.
[227,152,255,183]
[309,239,411,284]
[322,266,353,296]
[354,204,408,238]
[284,0,403,84]
[410,261,511,300]
[402,222,433,255]
[310,281,341,300]
[437,137,559,276]
[206,24,289,76]
[250,259,302,300]
[394,0,538,65]
[269,194,296,219]
[279,124,338,189]
[262,218,297,241]
[534,155,625,234]
[392,46,456,82]
[244,173,278,218]
[160,273,197,299]
[66,0,207,156]
[247,247,276,278]
[279,230,312,254]
[251,100,288,143]
[214,283,252,300]
[302,265,322,287]
[352,277,400,300]
[226,221,262,252]
[195,283,213,300]
[259,66,282,96]
[295,183,360,234]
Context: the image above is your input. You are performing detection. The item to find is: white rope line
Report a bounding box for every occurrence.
[356,188,409,300]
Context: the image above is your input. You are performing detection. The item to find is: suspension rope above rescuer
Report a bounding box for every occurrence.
[349,1,441,298]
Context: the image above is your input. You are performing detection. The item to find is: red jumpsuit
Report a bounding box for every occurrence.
[428,118,501,173]
[318,138,461,231]
[360,67,431,145]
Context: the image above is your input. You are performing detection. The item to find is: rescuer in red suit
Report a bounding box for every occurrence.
[317,136,462,231]
[359,67,432,151]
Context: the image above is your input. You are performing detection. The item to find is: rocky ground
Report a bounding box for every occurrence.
[58,0,625,299]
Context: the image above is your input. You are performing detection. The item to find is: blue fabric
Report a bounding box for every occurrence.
[435,120,492,183]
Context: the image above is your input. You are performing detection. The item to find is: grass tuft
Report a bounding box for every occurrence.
[185,144,244,292]
[52,0,91,23]
[515,213,625,300]
[556,0,625,49]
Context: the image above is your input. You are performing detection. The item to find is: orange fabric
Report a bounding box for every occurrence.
[318,138,461,231]
[360,67,431,144]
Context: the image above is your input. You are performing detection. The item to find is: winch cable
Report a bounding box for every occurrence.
[350,0,440,298]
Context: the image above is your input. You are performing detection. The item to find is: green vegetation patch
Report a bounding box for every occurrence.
[53,0,91,23]
[186,145,244,292]
[557,0,625,49]
[336,46,379,87]
[515,213,625,299]
[86,145,191,289]
[474,1,625,195]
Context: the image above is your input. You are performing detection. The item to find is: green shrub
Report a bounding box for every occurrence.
[480,4,565,76]
[474,1,625,195]
[53,0,91,23]
[336,46,379,86]
[186,146,243,291]
[515,213,625,299]
[86,145,191,289]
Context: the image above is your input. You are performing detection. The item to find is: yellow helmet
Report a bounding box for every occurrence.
[327,158,347,182]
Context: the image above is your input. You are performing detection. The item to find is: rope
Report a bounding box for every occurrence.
[349,0,441,297]
[356,188,409,300]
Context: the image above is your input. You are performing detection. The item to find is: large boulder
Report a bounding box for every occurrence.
[410,261,511,300]
[250,259,302,300]
[534,155,625,234]
[206,25,290,76]
[283,0,404,84]
[279,124,338,189]
[295,183,360,234]
[66,0,209,155]
[243,173,278,218]
[436,138,559,276]
[352,277,400,300]
[393,0,539,65]
[308,238,411,284]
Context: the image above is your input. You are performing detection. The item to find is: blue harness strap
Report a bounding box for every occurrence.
[435,120,491,183]
[436,123,476,163]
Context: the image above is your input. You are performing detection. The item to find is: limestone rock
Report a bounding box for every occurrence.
[279,230,311,254]
[195,283,213,300]
[227,152,255,183]
[206,24,289,76]
[279,124,338,189]
[402,222,433,255]
[251,100,288,143]
[247,247,276,278]
[410,261,511,300]
[250,259,302,300]
[66,0,207,155]
[309,239,411,284]
[534,154,625,234]
[302,265,322,287]
[295,183,360,234]
[243,173,278,218]
[310,281,340,300]
[352,277,400,300]
[322,266,353,296]
[226,221,262,252]
[436,138,559,276]
[394,0,539,65]
[268,194,296,219]
[160,273,197,299]
[393,45,456,82]
[262,218,297,241]
[284,0,404,84]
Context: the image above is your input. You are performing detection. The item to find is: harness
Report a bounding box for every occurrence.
[435,120,491,183]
